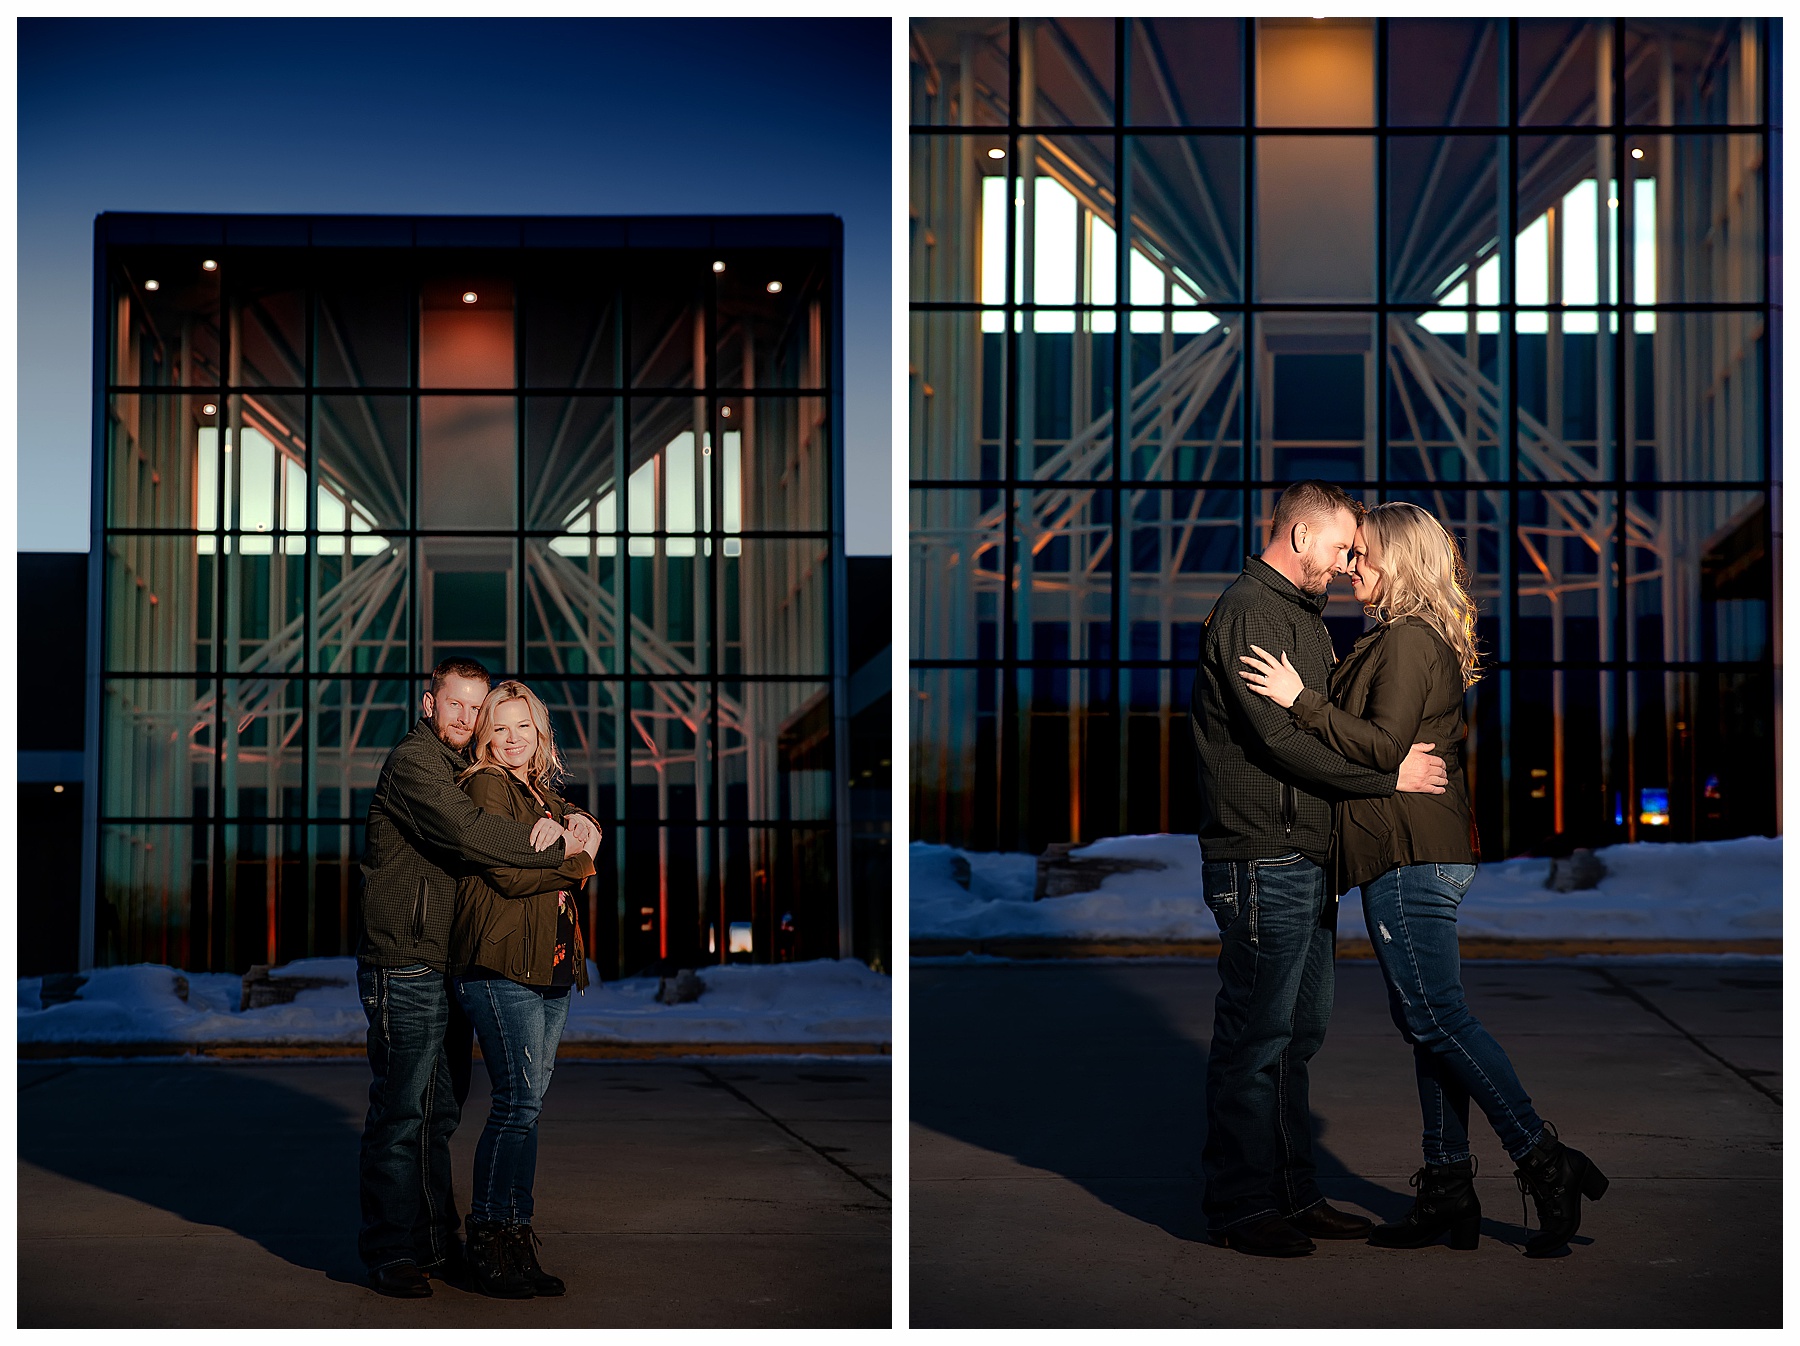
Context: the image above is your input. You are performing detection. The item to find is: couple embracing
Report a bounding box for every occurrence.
[1192,481,1607,1259]
[355,658,601,1298]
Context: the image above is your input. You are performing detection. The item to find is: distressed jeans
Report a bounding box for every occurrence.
[1200,852,1336,1233]
[455,977,572,1225]
[356,962,474,1272]
[1360,863,1546,1164]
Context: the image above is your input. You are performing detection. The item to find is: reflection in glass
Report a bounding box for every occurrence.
[418,397,517,529]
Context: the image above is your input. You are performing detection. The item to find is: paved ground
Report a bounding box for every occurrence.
[912,958,1781,1328]
[19,1059,890,1327]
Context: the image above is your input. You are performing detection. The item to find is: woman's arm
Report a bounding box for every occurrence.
[463,770,595,899]
[1288,625,1440,772]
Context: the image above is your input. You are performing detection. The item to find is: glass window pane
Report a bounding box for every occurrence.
[1118,488,1245,627]
[911,489,1004,662]
[1625,135,1763,305]
[1386,322,1504,481]
[910,18,1010,127]
[102,677,213,819]
[1256,137,1375,301]
[630,255,704,389]
[718,679,833,822]
[524,540,621,676]
[1625,491,1766,663]
[1386,20,1501,126]
[1128,136,1243,303]
[720,538,829,676]
[525,395,620,532]
[1023,17,1113,127]
[1624,314,1763,481]
[1129,19,1244,126]
[1256,18,1375,127]
[418,396,517,529]
[311,680,414,812]
[316,259,409,389]
[1387,138,1498,304]
[1257,317,1376,481]
[420,536,516,672]
[107,393,217,530]
[1519,20,1610,127]
[109,249,221,388]
[228,252,307,388]
[98,822,210,969]
[714,251,830,391]
[313,541,408,675]
[732,396,830,532]
[1120,329,1242,480]
[911,132,1011,304]
[316,395,409,532]
[104,535,215,673]
[523,260,620,389]
[912,309,1008,480]
[420,276,514,388]
[1624,20,1764,125]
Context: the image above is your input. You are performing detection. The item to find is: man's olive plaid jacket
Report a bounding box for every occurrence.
[358,718,570,971]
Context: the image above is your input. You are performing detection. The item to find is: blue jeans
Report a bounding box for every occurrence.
[1200,853,1336,1232]
[356,962,473,1272]
[455,977,572,1225]
[1361,863,1546,1164]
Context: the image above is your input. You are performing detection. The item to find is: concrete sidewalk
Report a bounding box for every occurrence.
[20,1059,890,1327]
[911,958,1781,1328]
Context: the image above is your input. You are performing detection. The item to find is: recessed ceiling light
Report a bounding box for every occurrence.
[52,784,64,793]
[462,291,478,304]
[987,148,1006,160]
[712,260,726,273]
[721,406,732,417]
[766,280,783,294]
[144,279,160,291]
[201,259,218,272]
[1631,147,1645,159]
[201,403,218,416]
[1608,197,1619,208]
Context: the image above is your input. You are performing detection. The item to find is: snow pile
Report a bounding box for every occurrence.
[911,835,1782,944]
[18,957,890,1047]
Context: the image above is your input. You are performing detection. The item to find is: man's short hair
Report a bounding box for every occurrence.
[1270,480,1364,543]
[429,656,492,699]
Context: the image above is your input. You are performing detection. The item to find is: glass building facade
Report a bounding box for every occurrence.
[910,19,1777,858]
[89,212,850,976]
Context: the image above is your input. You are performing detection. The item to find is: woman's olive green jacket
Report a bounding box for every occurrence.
[448,765,596,990]
[1289,615,1478,897]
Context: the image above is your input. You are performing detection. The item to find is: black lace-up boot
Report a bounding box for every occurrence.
[1512,1122,1608,1258]
[1369,1157,1481,1250]
[465,1219,535,1298]
[505,1225,566,1296]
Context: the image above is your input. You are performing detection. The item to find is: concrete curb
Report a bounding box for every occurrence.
[18,1040,892,1062]
[911,937,1782,961]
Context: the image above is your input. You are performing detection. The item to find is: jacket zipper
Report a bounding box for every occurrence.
[412,878,428,940]
[1282,783,1296,838]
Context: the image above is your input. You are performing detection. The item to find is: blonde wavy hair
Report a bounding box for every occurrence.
[1361,502,1482,688]
[457,680,567,789]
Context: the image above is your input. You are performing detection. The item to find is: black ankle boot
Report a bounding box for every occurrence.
[1369,1157,1481,1250]
[465,1220,535,1298]
[1512,1122,1608,1258]
[504,1225,566,1296]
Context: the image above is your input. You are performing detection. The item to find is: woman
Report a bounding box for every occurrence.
[450,680,602,1297]
[1238,501,1606,1258]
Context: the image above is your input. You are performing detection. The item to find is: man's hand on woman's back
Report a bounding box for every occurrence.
[1397,743,1448,794]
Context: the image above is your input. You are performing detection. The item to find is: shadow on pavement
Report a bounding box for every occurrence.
[912,961,1411,1244]
[20,1066,369,1287]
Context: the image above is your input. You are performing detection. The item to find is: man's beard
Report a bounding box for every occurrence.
[1297,553,1336,594]
[431,720,474,753]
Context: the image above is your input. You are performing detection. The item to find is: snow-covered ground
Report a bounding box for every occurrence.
[18,958,891,1048]
[912,834,1782,944]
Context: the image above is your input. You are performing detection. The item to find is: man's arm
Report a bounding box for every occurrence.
[384,747,569,870]
[461,772,596,897]
[1213,607,1399,799]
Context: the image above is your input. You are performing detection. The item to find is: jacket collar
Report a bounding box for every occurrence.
[1243,555,1330,616]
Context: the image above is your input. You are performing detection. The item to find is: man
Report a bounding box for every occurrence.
[357,656,600,1298]
[1189,481,1449,1257]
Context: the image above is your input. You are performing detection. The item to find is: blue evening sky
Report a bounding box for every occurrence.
[18,17,892,554]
